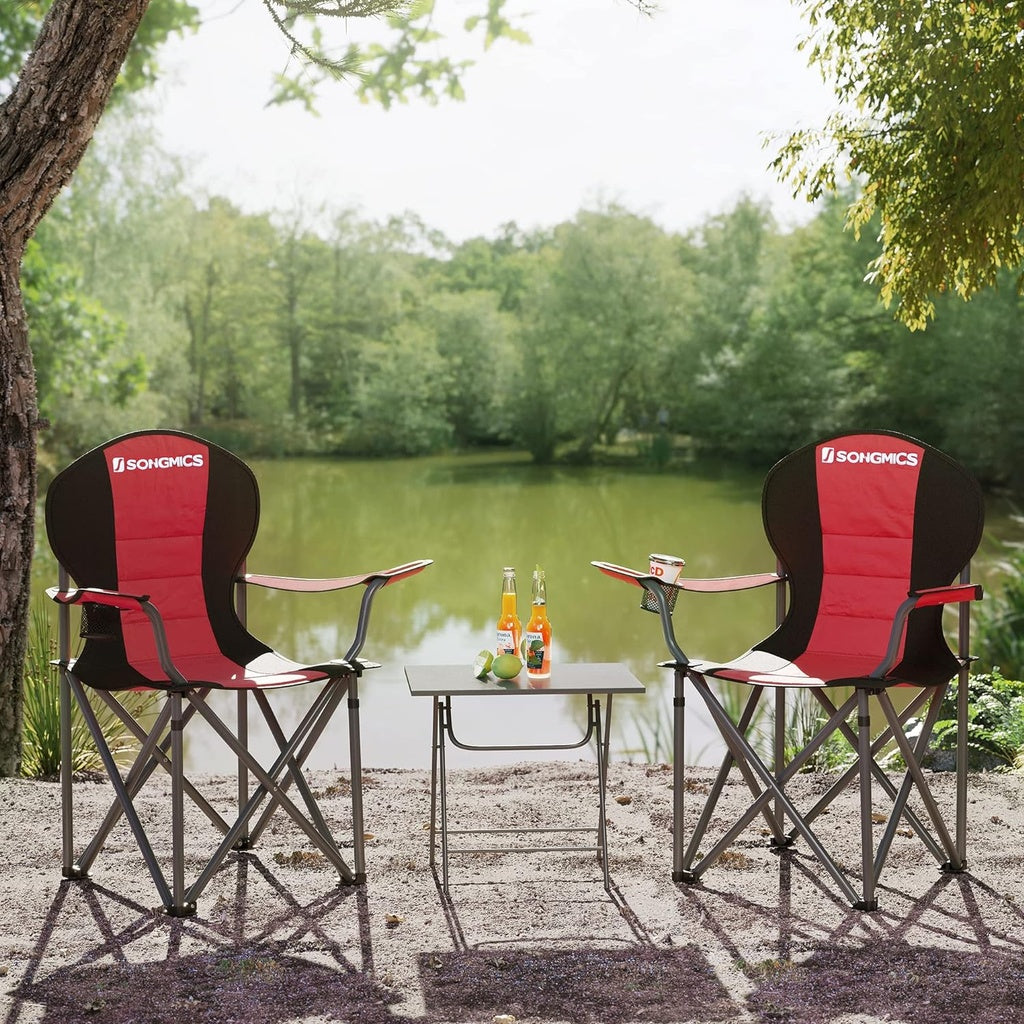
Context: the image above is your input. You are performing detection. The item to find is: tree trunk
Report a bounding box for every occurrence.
[0,0,150,774]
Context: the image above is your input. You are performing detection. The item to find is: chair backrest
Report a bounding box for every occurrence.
[46,430,271,688]
[757,430,985,685]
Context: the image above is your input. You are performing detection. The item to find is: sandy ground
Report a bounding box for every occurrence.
[1,761,1023,1024]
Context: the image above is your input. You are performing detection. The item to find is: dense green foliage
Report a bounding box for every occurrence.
[29,115,1024,494]
[775,1,1024,329]
[932,670,1024,770]
[974,532,1024,680]
[0,1,201,95]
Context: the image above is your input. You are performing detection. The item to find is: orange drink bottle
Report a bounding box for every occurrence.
[496,566,522,657]
[524,566,551,678]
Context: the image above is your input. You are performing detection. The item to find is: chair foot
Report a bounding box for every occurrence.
[852,899,878,912]
[341,872,367,886]
[62,864,89,881]
[769,835,796,849]
[940,859,967,874]
[165,902,197,918]
[673,869,700,885]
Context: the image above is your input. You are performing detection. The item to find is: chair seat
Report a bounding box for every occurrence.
[693,649,887,688]
[69,650,352,691]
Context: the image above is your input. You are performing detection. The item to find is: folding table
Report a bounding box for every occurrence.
[404,663,645,893]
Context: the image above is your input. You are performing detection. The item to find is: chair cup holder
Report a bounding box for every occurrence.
[641,581,678,614]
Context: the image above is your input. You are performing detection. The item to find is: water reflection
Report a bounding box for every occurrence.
[32,451,1020,773]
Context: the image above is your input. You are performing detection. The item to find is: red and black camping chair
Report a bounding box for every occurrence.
[45,430,431,916]
[594,431,984,909]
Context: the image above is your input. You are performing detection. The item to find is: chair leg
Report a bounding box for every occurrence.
[856,689,878,911]
[876,689,960,868]
[59,671,80,879]
[956,565,972,866]
[68,677,176,911]
[237,689,250,849]
[672,668,687,882]
[76,694,230,877]
[680,683,784,879]
[955,659,970,866]
[693,677,862,906]
[872,685,952,875]
[169,691,194,917]
[183,691,356,908]
[773,687,790,847]
[246,679,348,846]
[348,676,367,883]
[252,688,340,847]
[799,688,940,856]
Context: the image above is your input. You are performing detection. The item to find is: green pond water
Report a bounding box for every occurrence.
[32,451,1022,772]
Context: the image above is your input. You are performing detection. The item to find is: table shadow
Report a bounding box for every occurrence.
[418,944,734,1024]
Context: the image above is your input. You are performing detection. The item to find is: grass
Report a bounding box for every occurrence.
[21,602,153,779]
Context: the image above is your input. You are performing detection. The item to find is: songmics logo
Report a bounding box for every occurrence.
[820,446,919,467]
[111,453,205,473]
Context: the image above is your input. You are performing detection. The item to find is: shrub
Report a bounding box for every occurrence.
[974,532,1024,679]
[21,603,152,779]
[929,669,1024,770]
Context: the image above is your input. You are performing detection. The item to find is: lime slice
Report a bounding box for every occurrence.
[473,650,494,680]
[492,653,523,679]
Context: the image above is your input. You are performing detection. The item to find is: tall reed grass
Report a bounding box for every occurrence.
[21,602,151,779]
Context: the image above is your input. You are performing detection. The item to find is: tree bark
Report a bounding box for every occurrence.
[0,0,149,774]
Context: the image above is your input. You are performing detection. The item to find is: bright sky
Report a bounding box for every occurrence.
[153,0,837,242]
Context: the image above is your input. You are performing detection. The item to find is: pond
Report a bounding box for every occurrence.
[31,450,1022,773]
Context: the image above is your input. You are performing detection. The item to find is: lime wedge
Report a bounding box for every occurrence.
[473,650,494,680]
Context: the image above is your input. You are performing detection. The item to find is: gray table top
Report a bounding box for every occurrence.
[404,662,646,697]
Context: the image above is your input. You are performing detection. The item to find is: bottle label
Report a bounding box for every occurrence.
[524,631,546,670]
[497,629,517,656]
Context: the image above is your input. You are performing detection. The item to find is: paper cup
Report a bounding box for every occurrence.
[641,553,685,613]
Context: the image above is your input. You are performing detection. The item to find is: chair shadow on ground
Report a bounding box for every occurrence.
[9,847,1024,1024]
[6,854,401,1024]
[679,848,1024,1024]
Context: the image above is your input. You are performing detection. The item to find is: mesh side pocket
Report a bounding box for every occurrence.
[80,602,121,640]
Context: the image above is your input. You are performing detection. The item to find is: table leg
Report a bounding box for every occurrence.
[594,695,611,891]
[429,696,439,868]
[438,696,451,895]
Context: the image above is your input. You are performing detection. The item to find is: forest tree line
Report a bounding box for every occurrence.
[29,115,1024,491]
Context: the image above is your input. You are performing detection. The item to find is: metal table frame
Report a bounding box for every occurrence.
[404,663,645,894]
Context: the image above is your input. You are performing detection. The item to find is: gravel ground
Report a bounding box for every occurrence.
[1,761,1023,1024]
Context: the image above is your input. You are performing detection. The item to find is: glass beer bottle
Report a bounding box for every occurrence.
[523,566,551,678]
[496,566,522,657]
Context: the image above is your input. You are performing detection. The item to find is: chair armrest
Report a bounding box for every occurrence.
[591,561,782,592]
[46,586,188,688]
[871,582,984,679]
[244,559,433,668]
[592,560,787,666]
[909,583,983,608]
[243,559,433,593]
[47,585,150,609]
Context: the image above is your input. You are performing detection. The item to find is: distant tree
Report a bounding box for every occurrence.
[515,207,692,463]
[775,1,1024,328]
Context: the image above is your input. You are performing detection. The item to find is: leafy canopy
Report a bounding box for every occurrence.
[261,0,533,111]
[0,1,201,96]
[773,1,1024,329]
